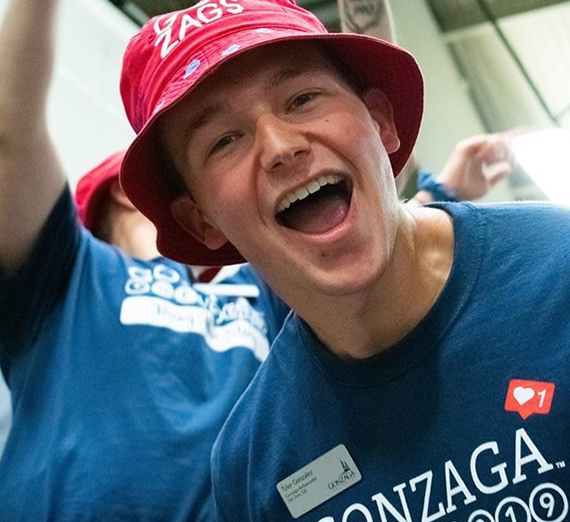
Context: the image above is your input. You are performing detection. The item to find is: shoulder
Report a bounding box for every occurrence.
[434,200,570,245]
[439,200,570,223]
[477,201,570,248]
[474,200,570,221]
[439,202,570,299]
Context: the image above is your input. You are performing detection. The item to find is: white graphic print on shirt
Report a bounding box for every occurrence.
[120,264,269,361]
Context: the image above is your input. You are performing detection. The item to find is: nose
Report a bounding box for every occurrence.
[257,115,310,173]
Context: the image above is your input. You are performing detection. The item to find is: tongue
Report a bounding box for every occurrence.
[281,192,349,234]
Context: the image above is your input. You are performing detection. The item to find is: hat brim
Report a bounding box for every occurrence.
[121,32,423,266]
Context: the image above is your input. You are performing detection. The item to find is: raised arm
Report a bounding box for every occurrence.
[408,129,520,206]
[0,0,66,272]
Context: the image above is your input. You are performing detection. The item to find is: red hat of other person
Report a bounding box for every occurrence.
[76,150,126,231]
[120,0,423,266]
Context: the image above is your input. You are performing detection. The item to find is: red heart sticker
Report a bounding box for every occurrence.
[504,379,555,419]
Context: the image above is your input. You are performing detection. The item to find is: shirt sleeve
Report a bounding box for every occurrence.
[0,185,80,359]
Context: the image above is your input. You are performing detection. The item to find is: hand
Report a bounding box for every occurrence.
[436,127,526,201]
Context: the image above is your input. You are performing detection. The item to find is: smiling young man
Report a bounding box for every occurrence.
[119,0,570,519]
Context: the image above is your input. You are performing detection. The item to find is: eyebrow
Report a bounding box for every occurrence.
[186,103,224,142]
[264,68,308,91]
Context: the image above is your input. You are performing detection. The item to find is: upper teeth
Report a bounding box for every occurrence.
[277,174,343,214]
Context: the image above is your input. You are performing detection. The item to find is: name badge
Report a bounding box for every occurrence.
[276,444,362,519]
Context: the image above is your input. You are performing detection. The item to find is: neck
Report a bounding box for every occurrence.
[300,206,454,359]
[108,207,160,260]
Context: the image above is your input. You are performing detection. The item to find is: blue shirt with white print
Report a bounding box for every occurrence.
[211,201,570,522]
[0,185,289,521]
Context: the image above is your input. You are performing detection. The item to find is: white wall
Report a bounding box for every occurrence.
[389,0,514,201]
[389,0,485,174]
[49,0,139,187]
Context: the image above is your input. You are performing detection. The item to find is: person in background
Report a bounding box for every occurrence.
[117,0,570,519]
[0,0,288,520]
[408,129,519,205]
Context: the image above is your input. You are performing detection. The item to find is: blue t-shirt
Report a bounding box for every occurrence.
[0,187,289,521]
[212,202,570,522]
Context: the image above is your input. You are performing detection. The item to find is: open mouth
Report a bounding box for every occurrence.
[275,174,353,234]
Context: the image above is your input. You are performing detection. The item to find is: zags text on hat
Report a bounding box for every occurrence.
[154,0,245,58]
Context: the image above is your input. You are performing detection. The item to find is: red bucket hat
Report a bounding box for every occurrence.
[76,150,126,231]
[120,0,423,266]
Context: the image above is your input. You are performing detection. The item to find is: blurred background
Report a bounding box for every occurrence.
[0,0,569,454]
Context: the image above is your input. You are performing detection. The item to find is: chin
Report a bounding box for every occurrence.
[307,257,385,298]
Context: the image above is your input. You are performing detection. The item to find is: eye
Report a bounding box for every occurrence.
[288,91,319,112]
[209,133,240,156]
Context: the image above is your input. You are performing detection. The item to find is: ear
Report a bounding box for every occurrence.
[362,87,401,154]
[109,180,137,211]
[170,194,228,251]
